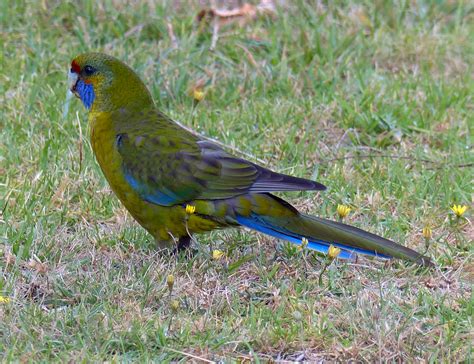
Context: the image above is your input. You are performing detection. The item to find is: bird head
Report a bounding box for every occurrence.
[69,53,153,112]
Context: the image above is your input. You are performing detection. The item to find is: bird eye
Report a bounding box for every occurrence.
[84,65,96,76]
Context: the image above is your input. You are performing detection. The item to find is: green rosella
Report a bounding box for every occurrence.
[69,52,431,266]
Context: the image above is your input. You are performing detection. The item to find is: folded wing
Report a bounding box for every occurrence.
[116,116,325,206]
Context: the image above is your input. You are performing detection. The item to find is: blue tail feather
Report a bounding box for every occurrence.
[236,214,391,260]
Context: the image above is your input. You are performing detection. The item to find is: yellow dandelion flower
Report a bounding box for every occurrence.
[212,249,225,260]
[337,204,351,219]
[422,226,432,240]
[166,274,175,292]
[0,296,11,304]
[450,204,467,218]
[185,204,196,214]
[193,88,205,102]
[328,245,341,259]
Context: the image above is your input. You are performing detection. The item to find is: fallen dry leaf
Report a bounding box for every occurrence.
[197,0,276,49]
[197,1,276,27]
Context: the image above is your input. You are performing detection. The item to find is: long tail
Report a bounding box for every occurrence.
[235,197,432,266]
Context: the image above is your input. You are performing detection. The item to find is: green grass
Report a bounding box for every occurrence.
[1,0,473,361]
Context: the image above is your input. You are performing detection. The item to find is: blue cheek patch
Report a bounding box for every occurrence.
[76,79,95,109]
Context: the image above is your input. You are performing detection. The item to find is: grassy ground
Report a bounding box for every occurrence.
[1,0,473,362]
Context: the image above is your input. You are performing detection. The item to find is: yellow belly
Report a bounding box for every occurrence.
[88,112,218,247]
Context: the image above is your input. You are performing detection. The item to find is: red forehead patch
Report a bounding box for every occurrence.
[71,60,81,73]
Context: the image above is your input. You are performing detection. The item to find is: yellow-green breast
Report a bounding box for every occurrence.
[88,111,219,246]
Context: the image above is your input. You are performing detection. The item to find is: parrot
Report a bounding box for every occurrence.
[68,52,432,266]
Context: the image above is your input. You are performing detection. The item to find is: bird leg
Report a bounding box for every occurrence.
[176,235,192,252]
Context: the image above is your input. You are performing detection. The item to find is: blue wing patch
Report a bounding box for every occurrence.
[124,171,180,206]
